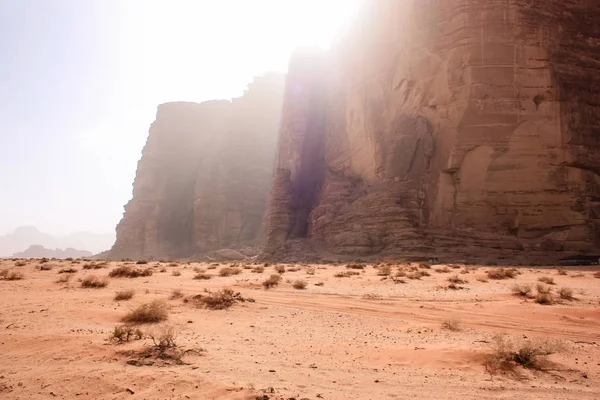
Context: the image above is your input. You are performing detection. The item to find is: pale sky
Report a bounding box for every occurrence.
[0,0,358,236]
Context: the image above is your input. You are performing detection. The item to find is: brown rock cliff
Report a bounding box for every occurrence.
[109,74,284,260]
[265,0,600,263]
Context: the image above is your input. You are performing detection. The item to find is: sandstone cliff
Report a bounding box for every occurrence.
[109,74,284,260]
[265,0,600,263]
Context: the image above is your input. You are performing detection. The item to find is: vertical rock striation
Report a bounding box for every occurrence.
[109,74,284,260]
[265,0,600,263]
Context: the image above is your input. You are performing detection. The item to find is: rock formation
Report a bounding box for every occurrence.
[264,0,600,263]
[12,245,92,259]
[109,74,284,260]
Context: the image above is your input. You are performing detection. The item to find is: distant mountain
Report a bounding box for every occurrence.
[12,245,93,259]
[0,226,115,257]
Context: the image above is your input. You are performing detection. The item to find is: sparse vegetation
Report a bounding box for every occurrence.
[252,266,265,273]
[136,260,149,265]
[536,283,552,294]
[511,284,532,297]
[293,279,307,290]
[122,300,169,324]
[538,276,555,285]
[81,275,108,288]
[263,274,281,289]
[484,334,561,375]
[114,289,135,301]
[558,287,574,300]
[194,288,251,310]
[593,271,600,278]
[149,324,178,349]
[557,268,568,276]
[219,267,242,277]
[58,268,77,274]
[15,261,27,267]
[37,264,53,271]
[346,263,365,270]
[448,275,467,284]
[535,291,554,305]
[171,270,181,276]
[109,266,153,278]
[56,274,72,283]
[435,266,450,273]
[274,265,286,274]
[335,271,360,278]
[170,288,184,299]
[419,263,432,269]
[194,273,212,280]
[377,265,392,276]
[441,318,461,331]
[487,268,518,280]
[1,269,24,281]
[306,267,315,275]
[407,271,426,280]
[109,325,144,343]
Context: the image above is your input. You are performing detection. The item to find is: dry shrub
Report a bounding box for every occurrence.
[274,265,286,274]
[170,288,184,300]
[263,274,281,289]
[195,288,251,310]
[306,267,315,275]
[122,300,169,324]
[293,279,307,290]
[171,270,181,276]
[535,292,554,305]
[252,266,265,273]
[1,270,24,281]
[193,266,206,273]
[449,264,462,269]
[558,287,574,300]
[441,318,461,331]
[377,265,392,276]
[511,284,532,297]
[435,266,450,273]
[487,268,518,280]
[335,271,359,278]
[346,263,366,270]
[207,265,217,270]
[407,271,426,280]
[58,268,77,274]
[149,324,178,349]
[136,260,149,265]
[81,275,108,288]
[219,267,241,277]
[536,283,552,294]
[476,276,489,283]
[448,275,467,284]
[14,261,27,267]
[38,264,53,271]
[419,263,432,269]
[538,276,555,285]
[114,289,135,301]
[82,263,104,270]
[594,271,600,278]
[159,267,167,273]
[56,274,72,283]
[314,282,324,286]
[168,262,179,267]
[288,266,301,272]
[484,334,562,376]
[395,270,407,278]
[557,268,568,276]
[109,266,153,278]
[194,273,212,280]
[110,325,144,343]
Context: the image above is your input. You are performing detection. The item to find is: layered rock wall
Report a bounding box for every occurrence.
[265,0,600,263]
[109,74,284,259]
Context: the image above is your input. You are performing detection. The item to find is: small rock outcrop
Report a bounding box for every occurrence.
[108,74,285,260]
[264,0,600,263]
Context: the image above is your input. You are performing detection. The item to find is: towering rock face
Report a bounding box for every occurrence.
[109,74,284,260]
[265,0,600,263]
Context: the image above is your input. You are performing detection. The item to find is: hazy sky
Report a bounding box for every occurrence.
[0,0,358,236]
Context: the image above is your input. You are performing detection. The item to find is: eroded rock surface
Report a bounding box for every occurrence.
[265,0,600,263]
[109,74,284,260]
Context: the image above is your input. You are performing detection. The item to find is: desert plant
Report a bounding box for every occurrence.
[293,279,307,290]
[263,274,281,289]
[511,284,532,297]
[441,318,461,331]
[594,271,600,278]
[169,288,184,299]
[346,263,366,270]
[538,276,555,285]
[136,260,149,265]
[194,273,212,280]
[196,288,250,310]
[149,324,178,349]
[56,274,72,283]
[81,275,108,288]
[38,264,53,271]
[536,283,552,294]
[407,271,426,280]
[274,265,286,274]
[109,266,153,278]
[335,271,359,278]
[435,266,450,273]
[377,265,392,276]
[114,289,135,301]
[306,267,315,275]
[122,300,169,324]
[15,261,27,267]
[557,268,568,276]
[476,277,489,283]
[535,292,554,305]
[484,334,561,375]
[448,275,467,284]
[419,263,432,269]
[487,268,518,280]
[1,270,24,281]
[110,325,144,343]
[58,268,77,274]
[558,287,574,300]
[252,266,265,273]
[219,267,242,277]
[171,270,181,276]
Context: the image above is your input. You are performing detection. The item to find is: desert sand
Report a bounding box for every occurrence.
[1,259,599,399]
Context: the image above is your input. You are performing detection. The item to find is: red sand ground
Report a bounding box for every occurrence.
[1,259,599,399]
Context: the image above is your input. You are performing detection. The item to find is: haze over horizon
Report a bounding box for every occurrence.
[0,0,358,237]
